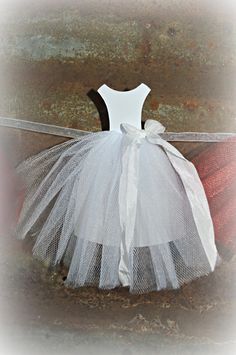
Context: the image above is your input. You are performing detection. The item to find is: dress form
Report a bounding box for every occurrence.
[15,80,220,293]
[97,83,151,132]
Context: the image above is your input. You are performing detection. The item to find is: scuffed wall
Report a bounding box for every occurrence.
[0,0,236,134]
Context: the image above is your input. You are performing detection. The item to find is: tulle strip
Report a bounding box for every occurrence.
[59,236,216,294]
[15,132,110,240]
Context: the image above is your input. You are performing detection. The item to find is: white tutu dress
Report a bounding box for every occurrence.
[16,83,220,293]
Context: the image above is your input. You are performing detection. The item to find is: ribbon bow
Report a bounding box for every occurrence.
[120,119,186,160]
[121,118,165,136]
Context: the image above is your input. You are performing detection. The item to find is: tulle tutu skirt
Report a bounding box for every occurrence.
[15,120,220,293]
[192,137,236,253]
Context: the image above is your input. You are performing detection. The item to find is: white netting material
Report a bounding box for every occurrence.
[16,130,218,293]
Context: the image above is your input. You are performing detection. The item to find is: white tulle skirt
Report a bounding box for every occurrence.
[16,120,220,293]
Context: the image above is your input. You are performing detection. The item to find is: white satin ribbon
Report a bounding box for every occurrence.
[118,119,218,286]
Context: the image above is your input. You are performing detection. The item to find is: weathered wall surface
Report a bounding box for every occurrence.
[0,0,236,135]
[1,3,236,353]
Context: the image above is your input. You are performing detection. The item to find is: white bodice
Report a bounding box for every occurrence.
[97,83,151,132]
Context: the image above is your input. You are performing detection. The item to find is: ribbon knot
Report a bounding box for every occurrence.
[120,119,165,142]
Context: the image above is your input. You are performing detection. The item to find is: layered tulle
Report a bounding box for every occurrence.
[192,138,236,253]
[16,120,220,293]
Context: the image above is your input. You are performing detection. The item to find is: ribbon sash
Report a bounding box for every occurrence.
[117,119,218,285]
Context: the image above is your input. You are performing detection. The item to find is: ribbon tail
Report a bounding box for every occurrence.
[167,153,218,270]
[147,136,187,161]
[149,136,218,270]
[118,136,141,286]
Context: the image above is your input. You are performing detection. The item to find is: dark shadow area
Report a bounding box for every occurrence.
[87,89,110,131]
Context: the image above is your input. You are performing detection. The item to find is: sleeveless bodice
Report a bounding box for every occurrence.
[97,83,151,132]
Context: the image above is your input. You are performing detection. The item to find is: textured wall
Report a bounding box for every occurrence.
[1,3,236,352]
[0,0,236,135]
